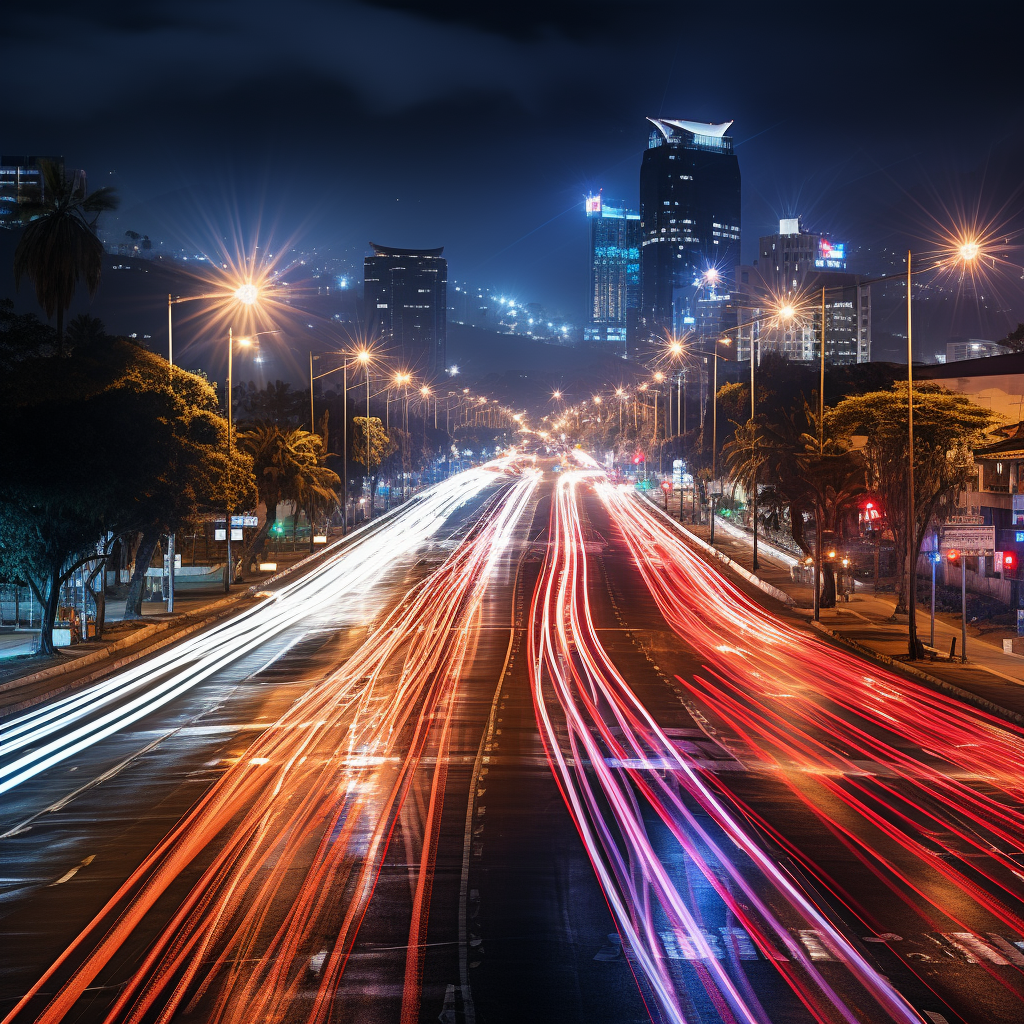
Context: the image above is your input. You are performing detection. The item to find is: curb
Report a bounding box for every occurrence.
[809,619,1024,728]
[0,485,442,718]
[0,598,261,719]
[638,495,795,607]
[635,495,1024,729]
[0,592,243,697]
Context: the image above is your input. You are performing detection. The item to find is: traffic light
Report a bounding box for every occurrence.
[946,548,960,562]
[661,480,672,492]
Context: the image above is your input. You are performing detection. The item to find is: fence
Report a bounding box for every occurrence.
[0,585,42,629]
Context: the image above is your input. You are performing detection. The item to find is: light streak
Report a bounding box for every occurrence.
[4,466,538,1024]
[530,471,928,1024]
[0,462,516,794]
[589,477,1024,1016]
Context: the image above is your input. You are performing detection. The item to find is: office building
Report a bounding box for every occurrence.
[364,243,447,375]
[638,118,741,353]
[757,216,848,293]
[947,338,1008,363]
[0,155,86,230]
[584,194,640,355]
[734,218,871,365]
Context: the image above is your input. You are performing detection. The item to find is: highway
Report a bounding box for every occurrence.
[2,458,1023,1024]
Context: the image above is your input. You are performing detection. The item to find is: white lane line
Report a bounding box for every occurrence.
[50,854,95,886]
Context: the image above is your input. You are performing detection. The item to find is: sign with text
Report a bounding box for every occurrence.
[940,524,994,553]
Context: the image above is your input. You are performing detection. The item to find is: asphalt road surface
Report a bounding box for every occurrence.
[2,457,1023,1024]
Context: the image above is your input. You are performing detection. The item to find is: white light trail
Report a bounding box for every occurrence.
[0,463,515,797]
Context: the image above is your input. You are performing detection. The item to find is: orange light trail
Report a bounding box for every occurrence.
[4,463,537,1024]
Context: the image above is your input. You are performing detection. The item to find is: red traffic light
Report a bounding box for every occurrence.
[661,481,672,491]
[946,548,960,562]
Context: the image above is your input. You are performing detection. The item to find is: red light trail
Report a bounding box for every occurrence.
[531,466,1024,1023]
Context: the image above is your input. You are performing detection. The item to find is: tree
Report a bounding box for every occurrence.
[350,417,392,517]
[724,400,866,607]
[830,383,992,617]
[0,319,255,646]
[13,160,119,354]
[236,424,340,571]
[1002,323,1024,353]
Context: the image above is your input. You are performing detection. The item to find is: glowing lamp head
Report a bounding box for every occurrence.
[653,371,665,383]
[669,342,683,356]
[779,305,796,320]
[703,268,721,284]
[616,388,624,397]
[719,336,732,346]
[420,386,430,397]
[958,240,980,262]
[236,336,251,346]
[357,350,371,364]
[946,548,960,562]
[553,390,561,399]
[235,283,259,305]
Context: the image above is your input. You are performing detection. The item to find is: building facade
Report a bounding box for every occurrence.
[0,155,85,230]
[638,118,741,354]
[364,243,447,376]
[584,194,640,355]
[947,339,1008,363]
[733,218,870,365]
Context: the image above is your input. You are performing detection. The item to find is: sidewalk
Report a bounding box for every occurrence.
[644,493,1024,726]
[0,545,323,717]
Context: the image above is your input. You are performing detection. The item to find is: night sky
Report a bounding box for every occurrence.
[4,1,1023,329]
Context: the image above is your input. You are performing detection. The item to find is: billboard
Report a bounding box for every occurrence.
[585,194,602,215]
[815,238,847,270]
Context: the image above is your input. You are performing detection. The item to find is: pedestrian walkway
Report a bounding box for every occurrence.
[0,542,328,716]
[644,492,1024,724]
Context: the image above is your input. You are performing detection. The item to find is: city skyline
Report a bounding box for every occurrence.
[4,3,1021,337]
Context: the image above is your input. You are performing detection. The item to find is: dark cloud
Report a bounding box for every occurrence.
[2,0,1022,329]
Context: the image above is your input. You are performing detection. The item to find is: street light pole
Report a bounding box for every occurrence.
[907,249,919,659]
[366,365,372,520]
[166,294,176,613]
[750,337,759,573]
[225,327,235,593]
[710,349,719,546]
[309,351,315,433]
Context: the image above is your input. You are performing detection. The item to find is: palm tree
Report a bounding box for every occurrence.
[13,160,119,355]
[236,424,339,572]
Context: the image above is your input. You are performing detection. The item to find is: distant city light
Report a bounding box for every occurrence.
[449,364,459,375]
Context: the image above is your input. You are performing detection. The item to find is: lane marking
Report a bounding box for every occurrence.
[50,854,95,886]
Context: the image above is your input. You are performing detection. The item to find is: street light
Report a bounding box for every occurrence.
[234,283,259,305]
[223,329,253,592]
[166,281,267,607]
[310,346,371,535]
[706,337,731,545]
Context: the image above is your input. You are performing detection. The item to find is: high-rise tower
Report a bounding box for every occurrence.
[584,194,640,356]
[364,243,447,375]
[638,118,741,352]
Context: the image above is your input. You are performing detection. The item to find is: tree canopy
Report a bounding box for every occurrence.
[0,315,254,650]
[830,382,992,612]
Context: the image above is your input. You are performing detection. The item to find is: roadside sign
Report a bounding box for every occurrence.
[940,524,994,554]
